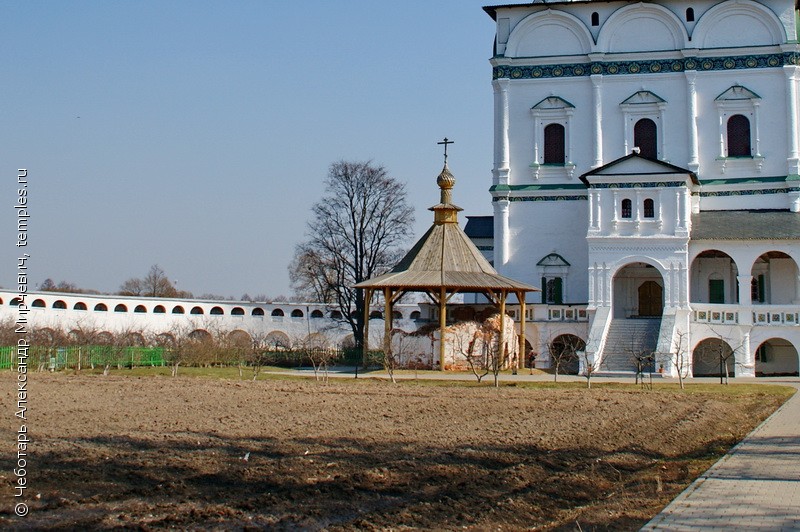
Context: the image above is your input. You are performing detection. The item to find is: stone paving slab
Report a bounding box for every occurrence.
[642,383,800,531]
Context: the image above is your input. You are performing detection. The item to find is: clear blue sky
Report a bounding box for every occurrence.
[1,1,497,300]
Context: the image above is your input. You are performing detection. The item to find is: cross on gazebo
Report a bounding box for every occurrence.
[437,137,454,163]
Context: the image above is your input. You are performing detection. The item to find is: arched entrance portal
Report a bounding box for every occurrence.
[613,263,664,318]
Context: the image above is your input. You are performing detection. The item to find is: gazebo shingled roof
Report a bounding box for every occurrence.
[355,159,539,370]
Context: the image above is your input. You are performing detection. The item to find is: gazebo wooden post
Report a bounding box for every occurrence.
[519,291,527,370]
[362,288,372,367]
[383,287,393,368]
[439,286,447,370]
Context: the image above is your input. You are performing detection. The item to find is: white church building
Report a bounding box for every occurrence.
[480,0,800,376]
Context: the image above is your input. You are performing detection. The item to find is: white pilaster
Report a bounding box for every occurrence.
[492,79,511,185]
[591,74,603,168]
[785,66,800,174]
[685,70,699,172]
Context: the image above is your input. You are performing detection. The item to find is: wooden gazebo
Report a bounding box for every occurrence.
[354,157,539,370]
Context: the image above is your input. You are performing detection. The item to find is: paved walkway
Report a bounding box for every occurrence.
[643,382,800,531]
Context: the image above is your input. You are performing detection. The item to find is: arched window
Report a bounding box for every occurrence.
[231,307,245,316]
[271,308,284,317]
[291,309,304,318]
[32,299,45,308]
[310,309,324,318]
[634,118,657,159]
[543,123,566,164]
[727,115,751,157]
[53,300,67,309]
[74,302,87,311]
[94,303,108,312]
[330,310,343,319]
[114,304,127,312]
[154,305,166,313]
[591,12,599,26]
[410,311,421,320]
[190,306,204,315]
[172,305,185,314]
[210,306,223,315]
[134,305,147,313]
[643,198,655,218]
[621,199,632,219]
[252,307,265,316]
[685,7,694,22]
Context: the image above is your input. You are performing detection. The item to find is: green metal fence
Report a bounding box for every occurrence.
[0,345,165,370]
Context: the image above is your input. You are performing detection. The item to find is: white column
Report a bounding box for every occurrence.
[493,199,510,268]
[634,190,642,221]
[492,79,511,185]
[604,263,612,307]
[588,264,596,306]
[738,275,753,307]
[739,330,755,377]
[785,66,800,174]
[685,70,699,172]
[591,74,603,168]
[588,190,595,229]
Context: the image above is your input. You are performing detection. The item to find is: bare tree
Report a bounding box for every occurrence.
[453,327,489,384]
[161,323,195,377]
[291,160,414,352]
[40,278,87,293]
[30,327,66,372]
[247,330,274,381]
[577,348,599,389]
[668,329,691,390]
[119,264,180,298]
[289,246,337,303]
[296,333,336,384]
[626,333,656,386]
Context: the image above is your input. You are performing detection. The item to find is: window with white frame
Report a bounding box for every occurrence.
[620,91,666,160]
[530,96,575,178]
[715,85,762,170]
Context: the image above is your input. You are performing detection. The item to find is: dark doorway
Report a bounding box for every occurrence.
[638,280,663,317]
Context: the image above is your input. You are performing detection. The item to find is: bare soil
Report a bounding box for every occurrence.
[0,372,789,530]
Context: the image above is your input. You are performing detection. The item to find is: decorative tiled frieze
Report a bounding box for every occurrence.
[493,52,799,80]
[699,187,791,197]
[590,181,686,189]
[493,195,588,202]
